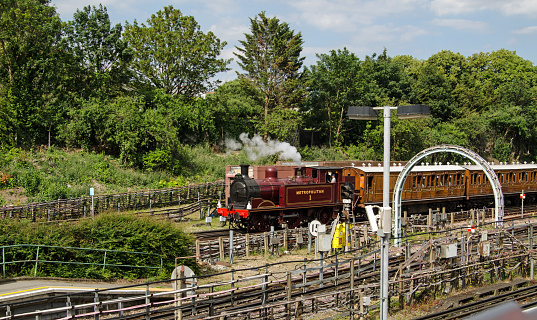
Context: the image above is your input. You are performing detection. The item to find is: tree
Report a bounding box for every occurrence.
[0,0,64,147]
[305,48,363,147]
[63,4,132,99]
[205,79,262,142]
[235,12,306,142]
[123,6,230,96]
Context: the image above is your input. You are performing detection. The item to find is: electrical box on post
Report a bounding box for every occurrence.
[479,241,490,257]
[318,234,332,252]
[379,207,392,234]
[440,243,457,258]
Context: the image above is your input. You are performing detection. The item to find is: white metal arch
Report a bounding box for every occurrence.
[393,144,504,246]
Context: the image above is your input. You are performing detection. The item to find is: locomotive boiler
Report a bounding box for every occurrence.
[217,164,355,232]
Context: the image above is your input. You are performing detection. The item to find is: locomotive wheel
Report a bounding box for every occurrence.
[286,211,303,229]
[317,208,332,225]
[251,213,271,232]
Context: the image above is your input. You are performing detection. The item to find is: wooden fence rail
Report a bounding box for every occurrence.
[0,181,224,221]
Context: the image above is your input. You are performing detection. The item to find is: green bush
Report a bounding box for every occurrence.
[0,213,195,280]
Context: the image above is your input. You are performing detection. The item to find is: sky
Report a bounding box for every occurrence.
[50,0,537,82]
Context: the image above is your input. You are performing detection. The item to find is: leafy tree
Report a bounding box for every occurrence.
[0,0,64,147]
[123,6,230,96]
[60,95,178,167]
[205,79,262,142]
[359,49,413,106]
[235,11,306,142]
[63,4,132,99]
[305,48,364,147]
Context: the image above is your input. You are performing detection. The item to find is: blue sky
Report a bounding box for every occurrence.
[51,0,537,82]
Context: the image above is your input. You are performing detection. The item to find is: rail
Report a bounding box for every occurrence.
[2,219,537,319]
[0,244,163,278]
[0,181,224,221]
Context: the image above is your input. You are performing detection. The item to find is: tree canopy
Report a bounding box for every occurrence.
[1,3,537,175]
[234,12,306,142]
[123,6,230,96]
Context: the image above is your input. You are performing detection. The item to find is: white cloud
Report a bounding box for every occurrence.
[513,26,537,34]
[209,20,250,43]
[290,0,427,32]
[352,24,429,45]
[430,0,537,16]
[432,19,489,32]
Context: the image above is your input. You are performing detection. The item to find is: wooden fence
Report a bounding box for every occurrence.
[0,181,224,221]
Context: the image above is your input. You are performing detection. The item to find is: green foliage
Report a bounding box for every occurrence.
[0,213,195,280]
[235,11,306,142]
[143,149,171,172]
[0,148,167,203]
[123,5,230,96]
[0,0,66,147]
[63,4,132,99]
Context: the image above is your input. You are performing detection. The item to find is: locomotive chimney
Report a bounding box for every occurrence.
[240,164,250,178]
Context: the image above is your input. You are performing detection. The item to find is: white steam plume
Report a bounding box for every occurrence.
[226,133,302,166]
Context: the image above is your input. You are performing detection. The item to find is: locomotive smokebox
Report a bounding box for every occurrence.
[240,164,250,178]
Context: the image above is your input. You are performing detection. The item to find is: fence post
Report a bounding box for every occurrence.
[264,232,269,255]
[229,229,234,264]
[196,240,201,263]
[145,284,150,320]
[94,290,100,320]
[219,237,224,261]
[198,192,202,220]
[102,251,107,270]
[34,246,40,277]
[308,225,312,253]
[350,259,355,319]
[284,229,288,251]
[531,224,534,279]
[287,271,292,319]
[246,234,250,258]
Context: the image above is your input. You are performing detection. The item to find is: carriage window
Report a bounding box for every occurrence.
[448,175,453,186]
[367,176,373,189]
[312,170,318,179]
[417,176,422,188]
[412,176,416,188]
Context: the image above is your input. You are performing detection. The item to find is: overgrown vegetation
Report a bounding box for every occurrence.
[0,145,348,205]
[0,213,195,280]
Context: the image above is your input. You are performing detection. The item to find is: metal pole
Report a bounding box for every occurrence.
[380,105,393,320]
[522,190,524,218]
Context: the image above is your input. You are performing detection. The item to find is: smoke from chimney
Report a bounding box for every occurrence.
[226,133,302,167]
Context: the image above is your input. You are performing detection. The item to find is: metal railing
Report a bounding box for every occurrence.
[0,244,163,278]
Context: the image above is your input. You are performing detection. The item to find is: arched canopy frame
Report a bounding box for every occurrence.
[393,145,504,246]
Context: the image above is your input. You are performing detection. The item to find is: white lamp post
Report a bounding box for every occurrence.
[348,104,430,320]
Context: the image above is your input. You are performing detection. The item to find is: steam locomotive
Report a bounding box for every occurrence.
[218,162,537,232]
[216,164,355,232]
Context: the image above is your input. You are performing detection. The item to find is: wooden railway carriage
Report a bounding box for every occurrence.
[344,163,537,215]
[466,164,537,204]
[343,164,467,214]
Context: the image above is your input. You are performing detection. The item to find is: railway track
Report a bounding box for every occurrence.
[412,282,537,320]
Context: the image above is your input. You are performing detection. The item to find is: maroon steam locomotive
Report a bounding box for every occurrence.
[217,164,355,231]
